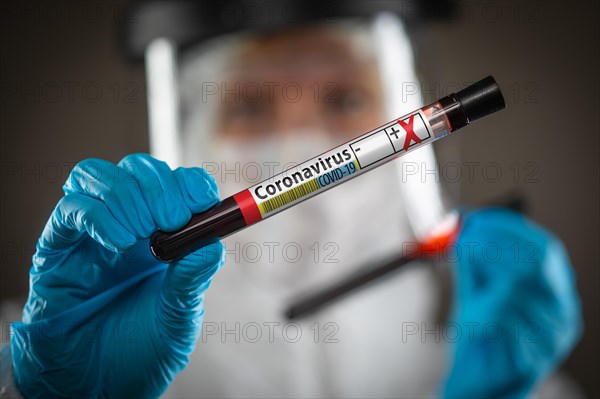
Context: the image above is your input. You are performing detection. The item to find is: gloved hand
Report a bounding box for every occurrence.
[443,208,583,398]
[10,153,225,398]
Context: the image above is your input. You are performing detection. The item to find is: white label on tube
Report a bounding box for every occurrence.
[247,110,434,218]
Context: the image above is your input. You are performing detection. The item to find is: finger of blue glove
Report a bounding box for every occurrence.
[157,166,223,336]
[63,158,156,239]
[158,242,225,347]
[40,193,136,253]
[455,208,548,298]
[117,154,193,231]
[173,166,220,213]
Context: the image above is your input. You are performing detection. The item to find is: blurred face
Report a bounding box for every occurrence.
[216,26,386,143]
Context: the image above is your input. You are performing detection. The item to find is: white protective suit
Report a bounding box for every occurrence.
[153,14,450,398]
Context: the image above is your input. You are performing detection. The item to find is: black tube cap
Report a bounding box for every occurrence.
[455,76,505,123]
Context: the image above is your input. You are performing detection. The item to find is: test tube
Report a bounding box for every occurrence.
[151,75,505,262]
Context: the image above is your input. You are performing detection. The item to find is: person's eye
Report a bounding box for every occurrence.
[325,89,368,114]
[225,100,266,121]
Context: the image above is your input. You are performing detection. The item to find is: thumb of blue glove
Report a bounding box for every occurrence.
[442,208,583,398]
[10,154,226,398]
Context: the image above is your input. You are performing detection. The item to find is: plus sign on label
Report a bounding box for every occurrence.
[350,110,433,169]
[390,113,432,152]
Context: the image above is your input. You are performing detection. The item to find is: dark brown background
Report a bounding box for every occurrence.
[1,0,598,396]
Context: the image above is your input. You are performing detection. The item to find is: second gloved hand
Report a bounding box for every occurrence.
[11,153,225,398]
[443,208,583,398]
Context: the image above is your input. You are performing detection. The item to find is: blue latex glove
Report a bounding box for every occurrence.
[443,208,583,398]
[10,154,225,398]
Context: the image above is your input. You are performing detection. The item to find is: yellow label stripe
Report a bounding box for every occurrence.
[258,178,320,215]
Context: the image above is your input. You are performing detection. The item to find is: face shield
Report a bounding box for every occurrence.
[131,5,454,397]
[145,13,448,241]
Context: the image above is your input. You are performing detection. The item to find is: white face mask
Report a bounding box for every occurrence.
[212,130,339,197]
[205,130,415,292]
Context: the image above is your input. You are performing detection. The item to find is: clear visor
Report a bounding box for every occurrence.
[146,14,448,238]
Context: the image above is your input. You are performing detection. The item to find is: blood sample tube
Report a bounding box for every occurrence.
[151,75,505,262]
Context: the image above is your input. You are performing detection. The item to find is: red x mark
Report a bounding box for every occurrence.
[398,114,421,151]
